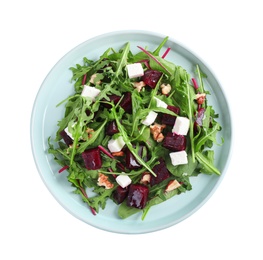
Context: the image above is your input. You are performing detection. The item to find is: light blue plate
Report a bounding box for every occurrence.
[30,30,232,234]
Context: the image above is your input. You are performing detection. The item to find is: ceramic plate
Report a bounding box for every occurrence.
[31,30,232,234]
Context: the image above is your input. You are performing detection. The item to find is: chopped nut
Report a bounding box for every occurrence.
[196,93,206,105]
[161,83,172,95]
[86,128,94,139]
[140,172,151,185]
[165,180,181,192]
[111,151,124,157]
[150,123,166,142]
[156,133,164,142]
[97,173,114,189]
[133,81,146,92]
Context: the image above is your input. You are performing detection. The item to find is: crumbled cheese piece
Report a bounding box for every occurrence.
[107,136,126,153]
[169,151,188,166]
[154,97,168,108]
[141,111,158,126]
[126,63,144,78]
[64,122,77,139]
[81,85,101,101]
[172,116,190,135]
[64,126,73,139]
[116,174,132,188]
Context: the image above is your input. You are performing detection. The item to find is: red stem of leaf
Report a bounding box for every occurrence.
[138,59,151,69]
[161,47,171,59]
[108,168,116,178]
[58,165,69,173]
[98,145,114,159]
[117,162,126,171]
[192,78,199,90]
[98,145,126,171]
[82,73,87,85]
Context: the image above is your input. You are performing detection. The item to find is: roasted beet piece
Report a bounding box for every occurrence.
[106,120,119,136]
[60,130,73,146]
[125,145,148,169]
[142,69,162,88]
[161,105,180,125]
[127,184,149,209]
[150,159,171,186]
[113,186,129,204]
[82,147,102,170]
[163,132,186,151]
[126,151,141,169]
[102,94,121,108]
[120,92,132,113]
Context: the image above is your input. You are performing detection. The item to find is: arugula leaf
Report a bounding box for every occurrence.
[196,151,220,175]
[88,187,116,212]
[194,122,222,152]
[153,36,169,56]
[115,42,130,78]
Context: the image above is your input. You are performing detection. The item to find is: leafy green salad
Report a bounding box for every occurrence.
[48,37,223,220]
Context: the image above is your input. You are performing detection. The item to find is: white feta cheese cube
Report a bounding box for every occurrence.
[64,126,73,139]
[141,111,158,126]
[126,63,144,78]
[107,136,126,153]
[170,151,188,166]
[172,116,190,135]
[116,174,132,188]
[81,85,101,101]
[154,97,168,108]
[64,122,77,139]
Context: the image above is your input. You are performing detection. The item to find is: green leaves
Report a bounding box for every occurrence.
[115,42,130,78]
[196,151,220,175]
[48,37,223,220]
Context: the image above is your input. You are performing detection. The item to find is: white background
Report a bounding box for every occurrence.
[1,0,262,259]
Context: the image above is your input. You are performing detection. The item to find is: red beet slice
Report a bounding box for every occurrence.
[161,105,180,125]
[142,69,162,88]
[162,132,186,151]
[127,184,149,209]
[120,92,132,113]
[113,186,129,204]
[82,147,102,170]
[60,130,73,146]
[150,159,170,186]
[106,120,119,136]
